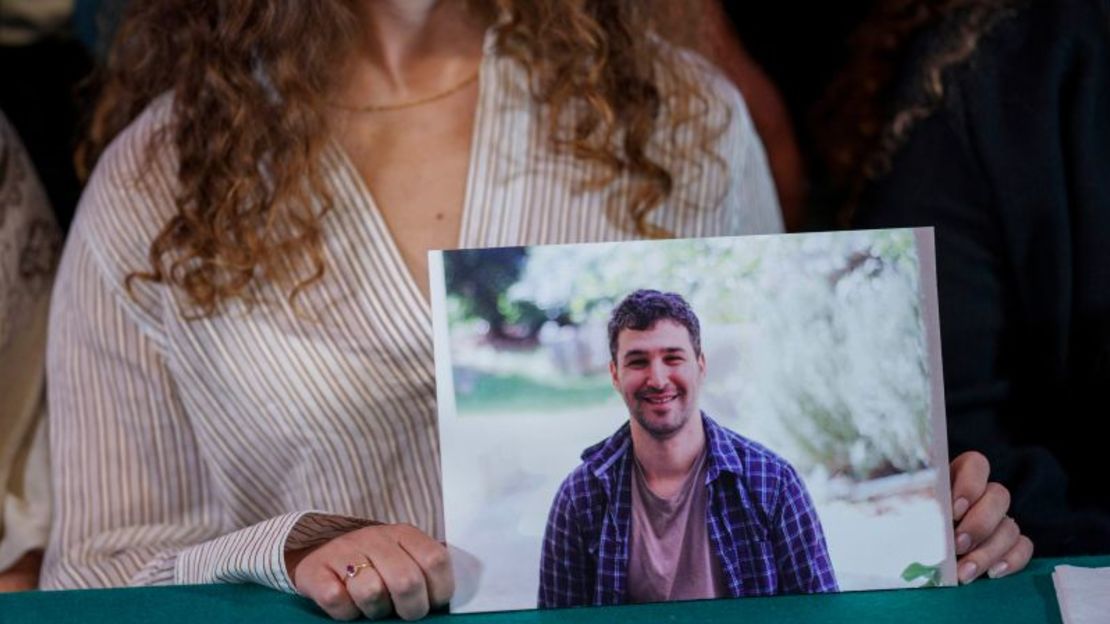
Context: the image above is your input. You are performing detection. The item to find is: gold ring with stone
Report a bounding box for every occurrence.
[344,561,373,581]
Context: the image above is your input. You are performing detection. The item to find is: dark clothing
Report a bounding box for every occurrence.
[853,0,1110,554]
[538,414,837,608]
[0,35,92,231]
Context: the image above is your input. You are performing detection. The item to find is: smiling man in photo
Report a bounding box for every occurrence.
[538,289,837,607]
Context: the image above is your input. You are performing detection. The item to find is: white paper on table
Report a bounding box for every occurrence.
[1053,565,1110,624]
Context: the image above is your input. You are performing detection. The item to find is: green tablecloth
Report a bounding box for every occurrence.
[2,556,1106,623]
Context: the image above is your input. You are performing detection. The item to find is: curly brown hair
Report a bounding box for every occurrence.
[80,0,720,316]
[811,0,1025,225]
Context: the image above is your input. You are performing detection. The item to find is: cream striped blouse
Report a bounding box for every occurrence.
[41,44,782,592]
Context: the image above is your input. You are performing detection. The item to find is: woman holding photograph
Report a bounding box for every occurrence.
[44,0,778,617]
[43,0,1022,618]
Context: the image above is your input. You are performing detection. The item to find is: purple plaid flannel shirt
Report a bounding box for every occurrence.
[538,413,838,607]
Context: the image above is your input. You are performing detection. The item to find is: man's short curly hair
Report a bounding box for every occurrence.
[607,289,702,362]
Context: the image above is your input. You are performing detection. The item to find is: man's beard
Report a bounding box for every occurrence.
[631,401,693,440]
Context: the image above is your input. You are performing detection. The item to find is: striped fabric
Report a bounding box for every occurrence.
[41,42,783,593]
[538,414,838,607]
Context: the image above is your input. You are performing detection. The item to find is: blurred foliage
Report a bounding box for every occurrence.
[444,231,935,479]
[445,247,539,339]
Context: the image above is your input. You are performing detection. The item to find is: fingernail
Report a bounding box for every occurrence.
[953,497,969,519]
[958,561,979,584]
[988,562,1009,579]
[956,533,972,555]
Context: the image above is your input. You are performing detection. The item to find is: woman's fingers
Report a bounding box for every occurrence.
[396,523,455,609]
[950,451,990,523]
[947,451,1033,583]
[290,523,454,620]
[293,556,361,621]
[361,532,431,621]
[957,514,1019,583]
[345,560,394,620]
[955,481,1010,554]
[987,534,1034,580]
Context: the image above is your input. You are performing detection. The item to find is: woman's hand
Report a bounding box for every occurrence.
[950,451,1034,583]
[287,523,454,620]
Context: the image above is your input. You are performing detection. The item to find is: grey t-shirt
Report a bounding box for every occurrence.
[627,447,727,603]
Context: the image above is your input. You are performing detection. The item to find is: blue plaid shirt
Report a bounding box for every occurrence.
[538,413,838,607]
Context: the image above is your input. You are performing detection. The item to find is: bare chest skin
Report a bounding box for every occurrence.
[332,83,478,299]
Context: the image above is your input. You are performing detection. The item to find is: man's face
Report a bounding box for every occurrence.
[610,319,706,440]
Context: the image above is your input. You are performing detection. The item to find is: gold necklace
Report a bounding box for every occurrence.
[336,70,480,113]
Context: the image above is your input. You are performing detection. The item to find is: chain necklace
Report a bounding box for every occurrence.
[335,70,480,113]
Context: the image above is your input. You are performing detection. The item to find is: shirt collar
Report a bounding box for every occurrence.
[581,412,745,486]
[702,412,745,483]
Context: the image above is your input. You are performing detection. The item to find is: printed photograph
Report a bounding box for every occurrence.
[429,229,956,613]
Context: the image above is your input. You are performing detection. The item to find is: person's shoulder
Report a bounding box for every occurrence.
[551,425,630,511]
[578,421,632,473]
[707,417,800,485]
[71,95,180,278]
[548,461,606,531]
[650,41,783,235]
[726,428,795,473]
[78,94,179,227]
[941,0,1107,86]
[918,0,1110,155]
[1001,0,1110,76]
[554,461,597,501]
[58,95,183,322]
[706,415,786,463]
[654,41,757,141]
[653,39,736,95]
[1017,0,1108,42]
